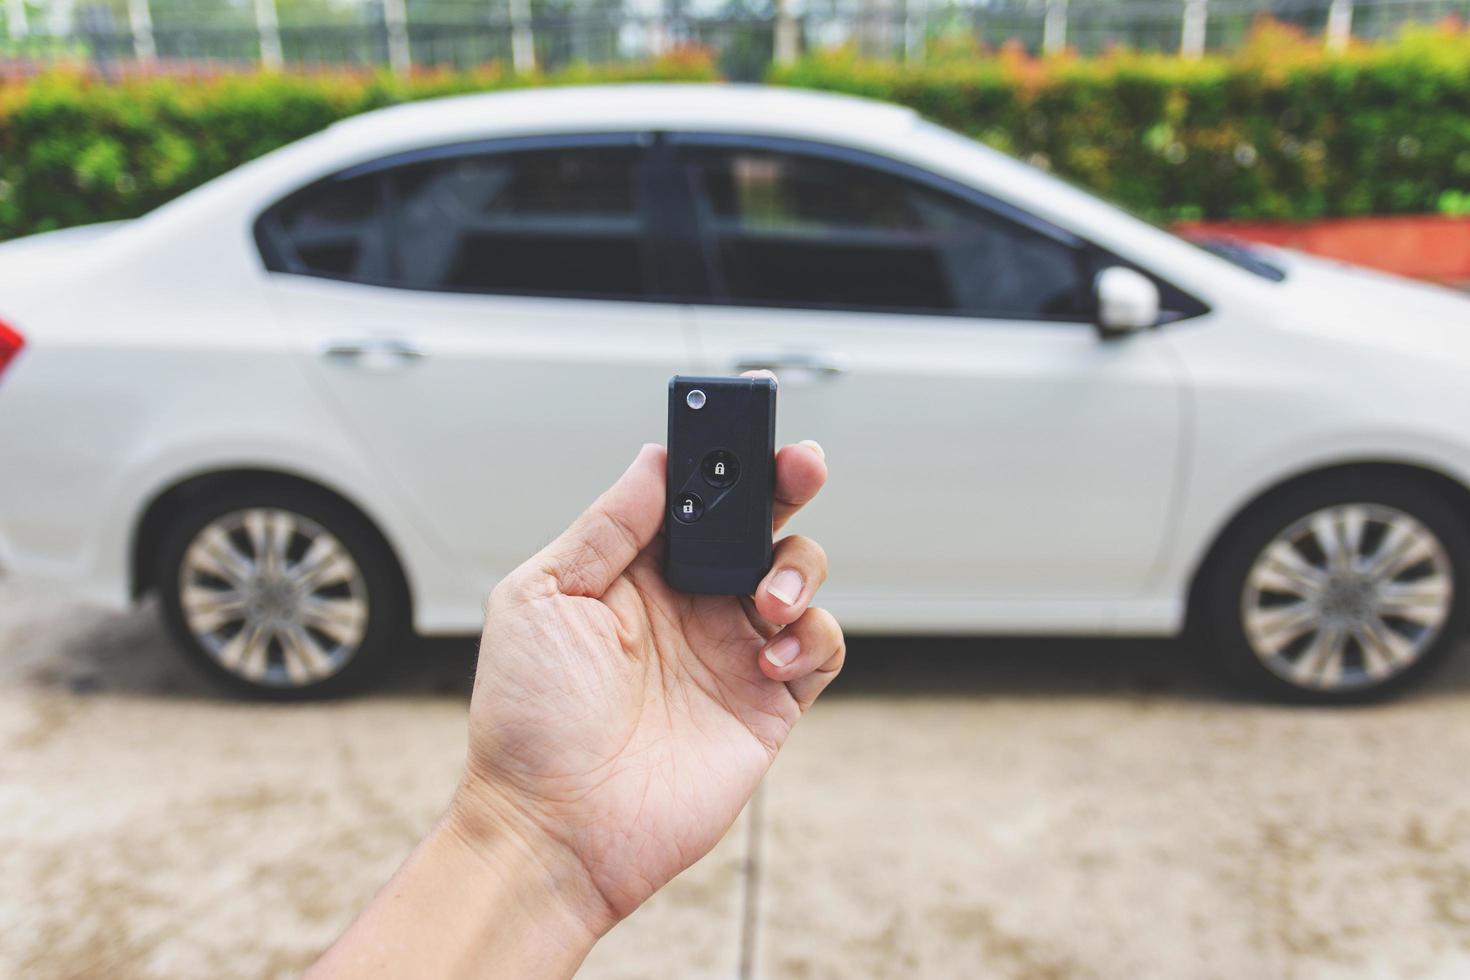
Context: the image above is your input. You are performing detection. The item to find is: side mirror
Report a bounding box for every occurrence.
[1094,266,1160,336]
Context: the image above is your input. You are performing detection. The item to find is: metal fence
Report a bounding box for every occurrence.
[1,0,1466,79]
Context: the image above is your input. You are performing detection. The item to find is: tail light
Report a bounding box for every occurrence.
[0,318,23,380]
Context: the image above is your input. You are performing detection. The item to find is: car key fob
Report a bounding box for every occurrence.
[665,375,776,595]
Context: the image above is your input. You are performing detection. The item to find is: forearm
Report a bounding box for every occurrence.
[307,798,604,979]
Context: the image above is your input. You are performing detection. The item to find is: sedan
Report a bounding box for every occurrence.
[2,83,1468,701]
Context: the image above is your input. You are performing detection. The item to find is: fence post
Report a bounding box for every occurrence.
[904,0,927,61]
[648,0,669,57]
[1325,0,1352,51]
[383,0,410,75]
[128,0,156,61]
[1180,0,1205,57]
[47,0,74,36]
[5,0,27,39]
[1042,0,1067,54]
[509,0,536,73]
[254,0,284,69]
[776,0,800,65]
[855,0,882,57]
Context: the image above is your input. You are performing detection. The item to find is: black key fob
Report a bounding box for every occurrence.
[665,375,776,595]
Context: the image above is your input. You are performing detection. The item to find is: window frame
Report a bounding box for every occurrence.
[253,128,1208,322]
[662,133,1207,325]
[253,132,683,305]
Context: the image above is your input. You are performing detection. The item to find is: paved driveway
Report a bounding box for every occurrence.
[5,579,1470,978]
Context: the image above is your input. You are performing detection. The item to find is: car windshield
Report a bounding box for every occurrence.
[915,121,1289,283]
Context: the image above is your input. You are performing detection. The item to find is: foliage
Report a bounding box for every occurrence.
[0,49,718,238]
[770,20,1470,222]
[2,23,1468,238]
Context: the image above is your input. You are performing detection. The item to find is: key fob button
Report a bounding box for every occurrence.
[673,491,705,523]
[701,450,739,489]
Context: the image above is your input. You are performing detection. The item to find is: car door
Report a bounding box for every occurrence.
[670,136,1187,632]
[259,133,695,593]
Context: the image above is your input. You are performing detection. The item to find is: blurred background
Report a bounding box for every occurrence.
[3,1,1470,977]
[0,0,1467,76]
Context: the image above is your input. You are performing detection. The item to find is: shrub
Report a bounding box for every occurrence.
[770,20,1470,222]
[0,50,719,239]
[1,26,1467,238]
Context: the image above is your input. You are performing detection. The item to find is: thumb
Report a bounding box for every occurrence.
[528,443,667,598]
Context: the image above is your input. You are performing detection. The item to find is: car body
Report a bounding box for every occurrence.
[2,83,1468,698]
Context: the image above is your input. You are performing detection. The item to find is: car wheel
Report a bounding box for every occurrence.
[1200,476,1469,702]
[154,483,404,699]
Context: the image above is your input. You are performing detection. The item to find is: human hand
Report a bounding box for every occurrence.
[452,435,840,936]
[308,427,840,980]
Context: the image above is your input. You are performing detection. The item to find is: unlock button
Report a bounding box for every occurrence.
[673,491,704,524]
[701,450,740,488]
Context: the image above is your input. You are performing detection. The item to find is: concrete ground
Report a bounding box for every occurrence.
[6,580,1470,979]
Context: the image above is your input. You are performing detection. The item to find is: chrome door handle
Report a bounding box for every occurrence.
[731,352,846,385]
[321,338,426,368]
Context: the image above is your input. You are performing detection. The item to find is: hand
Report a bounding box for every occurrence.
[455,436,841,932]
[308,432,841,980]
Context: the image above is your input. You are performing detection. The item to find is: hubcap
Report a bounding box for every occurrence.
[179,509,369,688]
[1241,504,1453,691]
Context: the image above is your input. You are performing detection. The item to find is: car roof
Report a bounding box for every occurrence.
[324,83,921,150]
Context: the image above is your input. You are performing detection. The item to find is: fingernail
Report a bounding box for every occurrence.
[765,635,800,667]
[767,569,804,606]
[799,439,825,461]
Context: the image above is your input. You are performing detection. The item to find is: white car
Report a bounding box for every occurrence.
[2,84,1468,701]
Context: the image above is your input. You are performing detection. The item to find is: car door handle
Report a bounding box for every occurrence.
[731,352,846,385]
[320,338,426,369]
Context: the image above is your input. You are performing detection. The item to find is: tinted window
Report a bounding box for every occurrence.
[687,149,1091,320]
[260,143,651,300]
[265,173,390,281]
[391,147,647,297]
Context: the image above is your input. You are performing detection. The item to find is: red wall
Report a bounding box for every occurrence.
[1174,215,1470,285]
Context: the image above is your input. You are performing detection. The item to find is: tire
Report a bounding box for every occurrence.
[1196,473,1470,703]
[153,481,405,699]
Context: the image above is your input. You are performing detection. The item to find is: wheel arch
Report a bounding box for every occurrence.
[1184,460,1470,625]
[130,467,414,617]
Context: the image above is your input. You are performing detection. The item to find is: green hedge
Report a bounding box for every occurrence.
[770,22,1470,222]
[1,25,1467,240]
[0,52,719,240]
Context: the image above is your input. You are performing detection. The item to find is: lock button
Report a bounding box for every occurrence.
[673,491,705,524]
[701,450,740,489]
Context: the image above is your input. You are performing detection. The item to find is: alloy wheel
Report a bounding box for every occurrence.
[178,508,369,688]
[1241,503,1453,692]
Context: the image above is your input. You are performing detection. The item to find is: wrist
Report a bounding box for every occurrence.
[445,776,620,943]
[307,789,605,980]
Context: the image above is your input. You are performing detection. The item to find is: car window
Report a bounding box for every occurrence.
[683,147,1093,321]
[259,143,652,300]
[389,146,648,298]
[264,172,391,282]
